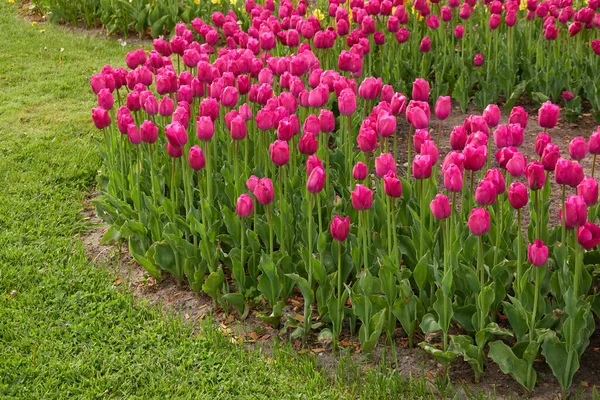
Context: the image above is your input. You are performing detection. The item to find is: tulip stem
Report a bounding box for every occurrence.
[516,208,523,300]
[136,146,142,222]
[347,114,353,180]
[362,211,369,271]
[392,199,398,264]
[493,194,502,269]
[478,235,485,332]
[530,266,541,343]
[148,143,157,205]
[205,141,213,205]
[593,154,597,178]
[574,234,583,299]
[267,204,273,256]
[337,240,343,340]
[407,125,414,179]
[419,179,426,259]
[436,119,442,146]
[234,140,240,197]
[171,158,176,210]
[305,194,314,339]
[386,194,392,256]
[561,185,566,246]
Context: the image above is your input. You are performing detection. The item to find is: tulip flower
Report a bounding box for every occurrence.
[307,166,326,193]
[564,195,588,229]
[435,96,451,120]
[376,111,397,138]
[165,122,188,148]
[412,78,430,102]
[383,171,402,198]
[196,116,215,141]
[509,106,528,128]
[338,88,357,115]
[468,208,490,236]
[526,161,546,191]
[542,143,560,171]
[166,142,183,158]
[444,164,463,192]
[493,125,513,148]
[535,133,552,157]
[319,110,335,133]
[538,101,560,129]
[528,239,549,267]
[246,175,259,192]
[92,107,111,129]
[351,184,373,210]
[578,177,599,206]
[406,101,430,129]
[450,126,468,150]
[506,151,526,177]
[508,182,529,209]
[430,194,451,219]
[413,154,433,179]
[359,77,383,100]
[188,145,206,171]
[483,104,501,128]
[577,222,600,249]
[357,128,378,153]
[254,178,274,205]
[306,156,324,176]
[269,140,290,166]
[463,144,487,171]
[485,168,506,195]
[569,137,587,160]
[419,36,432,52]
[475,179,496,205]
[473,54,484,67]
[375,153,396,178]
[127,123,142,145]
[353,162,368,181]
[298,132,318,155]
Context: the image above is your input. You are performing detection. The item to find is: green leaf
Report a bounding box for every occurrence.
[420,313,441,333]
[488,340,535,391]
[202,268,225,304]
[222,293,247,317]
[541,332,579,392]
[413,252,430,291]
[257,254,282,307]
[100,225,121,244]
[128,237,161,281]
[285,273,314,307]
[419,342,457,367]
[449,335,484,381]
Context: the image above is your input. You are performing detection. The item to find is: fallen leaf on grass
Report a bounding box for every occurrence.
[298,349,310,355]
[184,313,190,320]
[582,381,589,388]
[311,348,325,354]
[113,278,122,286]
[248,332,259,341]
[259,334,271,341]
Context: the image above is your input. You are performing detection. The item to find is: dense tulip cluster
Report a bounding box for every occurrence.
[90,1,600,396]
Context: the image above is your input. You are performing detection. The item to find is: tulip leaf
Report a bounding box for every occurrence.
[359,309,386,354]
[475,322,513,348]
[419,342,457,367]
[488,340,536,391]
[128,237,161,281]
[222,293,246,317]
[420,313,441,333]
[100,225,121,244]
[285,273,314,308]
[413,252,430,291]
[449,335,484,382]
[257,254,282,307]
[202,267,225,305]
[542,332,579,392]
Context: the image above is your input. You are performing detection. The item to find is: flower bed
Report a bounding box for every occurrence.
[90,0,600,396]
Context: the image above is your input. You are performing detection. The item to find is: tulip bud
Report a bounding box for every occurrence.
[306,156,324,176]
[412,78,430,102]
[91,107,111,129]
[508,182,528,209]
[196,116,215,141]
[468,207,491,236]
[383,171,403,198]
[338,88,357,115]
[375,153,396,178]
[269,140,290,166]
[506,151,526,177]
[351,184,374,210]
[538,101,560,129]
[528,239,549,266]
[542,143,560,171]
[412,154,433,179]
[535,133,552,157]
[524,161,545,191]
[509,106,528,128]
[564,195,587,229]
[419,36,432,52]
[165,122,188,148]
[353,162,368,181]
[319,109,335,133]
[298,132,318,155]
[140,120,158,144]
[188,145,206,171]
[463,144,487,171]
[578,177,599,206]
[236,194,254,218]
[430,194,451,219]
[444,164,463,192]
[127,123,142,145]
[376,111,397,137]
[577,222,600,249]
[254,178,275,205]
[475,179,496,205]
[589,129,600,154]
[435,96,451,120]
[307,167,326,193]
[485,168,506,195]
[569,137,587,160]
[473,54,484,67]
[159,96,174,117]
[406,100,430,129]
[357,128,378,153]
[483,104,501,127]
[330,215,351,241]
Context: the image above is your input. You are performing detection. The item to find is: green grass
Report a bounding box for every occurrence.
[0,4,434,399]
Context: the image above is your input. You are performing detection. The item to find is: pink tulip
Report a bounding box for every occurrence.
[473,54,484,67]
[508,182,528,209]
[509,106,528,128]
[468,208,491,236]
[391,93,407,115]
[444,164,463,192]
[127,124,142,145]
[525,161,546,190]
[375,153,396,178]
[569,137,587,160]
[564,195,588,229]
[230,116,247,140]
[269,140,290,166]
[475,179,497,205]
[307,166,326,193]
[450,126,468,150]
[165,122,188,147]
[353,162,368,181]
[166,142,183,158]
[197,116,215,141]
[91,107,111,129]
[412,154,433,179]
[412,78,430,102]
[319,110,335,133]
[306,156,324,176]
[535,133,552,157]
[254,178,275,205]
[357,128,378,153]
[538,101,560,129]
[221,86,239,108]
[443,151,466,172]
[589,129,600,154]
[578,177,599,206]
[298,132,318,155]
[493,125,513,148]
[338,88,357,115]
[140,120,158,144]
[430,194,451,219]
[384,171,403,198]
[351,184,374,210]
[159,96,174,117]
[359,77,383,100]
[377,111,397,137]
[528,239,549,266]
[483,104,501,127]
[420,140,440,165]
[200,98,219,121]
[485,168,506,195]
[419,36,432,52]
[542,143,560,171]
[188,145,206,171]
[577,222,600,249]
[435,96,451,120]
[406,100,430,129]
[463,144,487,171]
[413,129,431,153]
[506,151,526,177]
[246,175,259,192]
[330,215,351,241]
[97,89,114,111]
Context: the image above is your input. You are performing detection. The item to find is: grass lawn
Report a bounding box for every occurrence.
[0,3,433,398]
